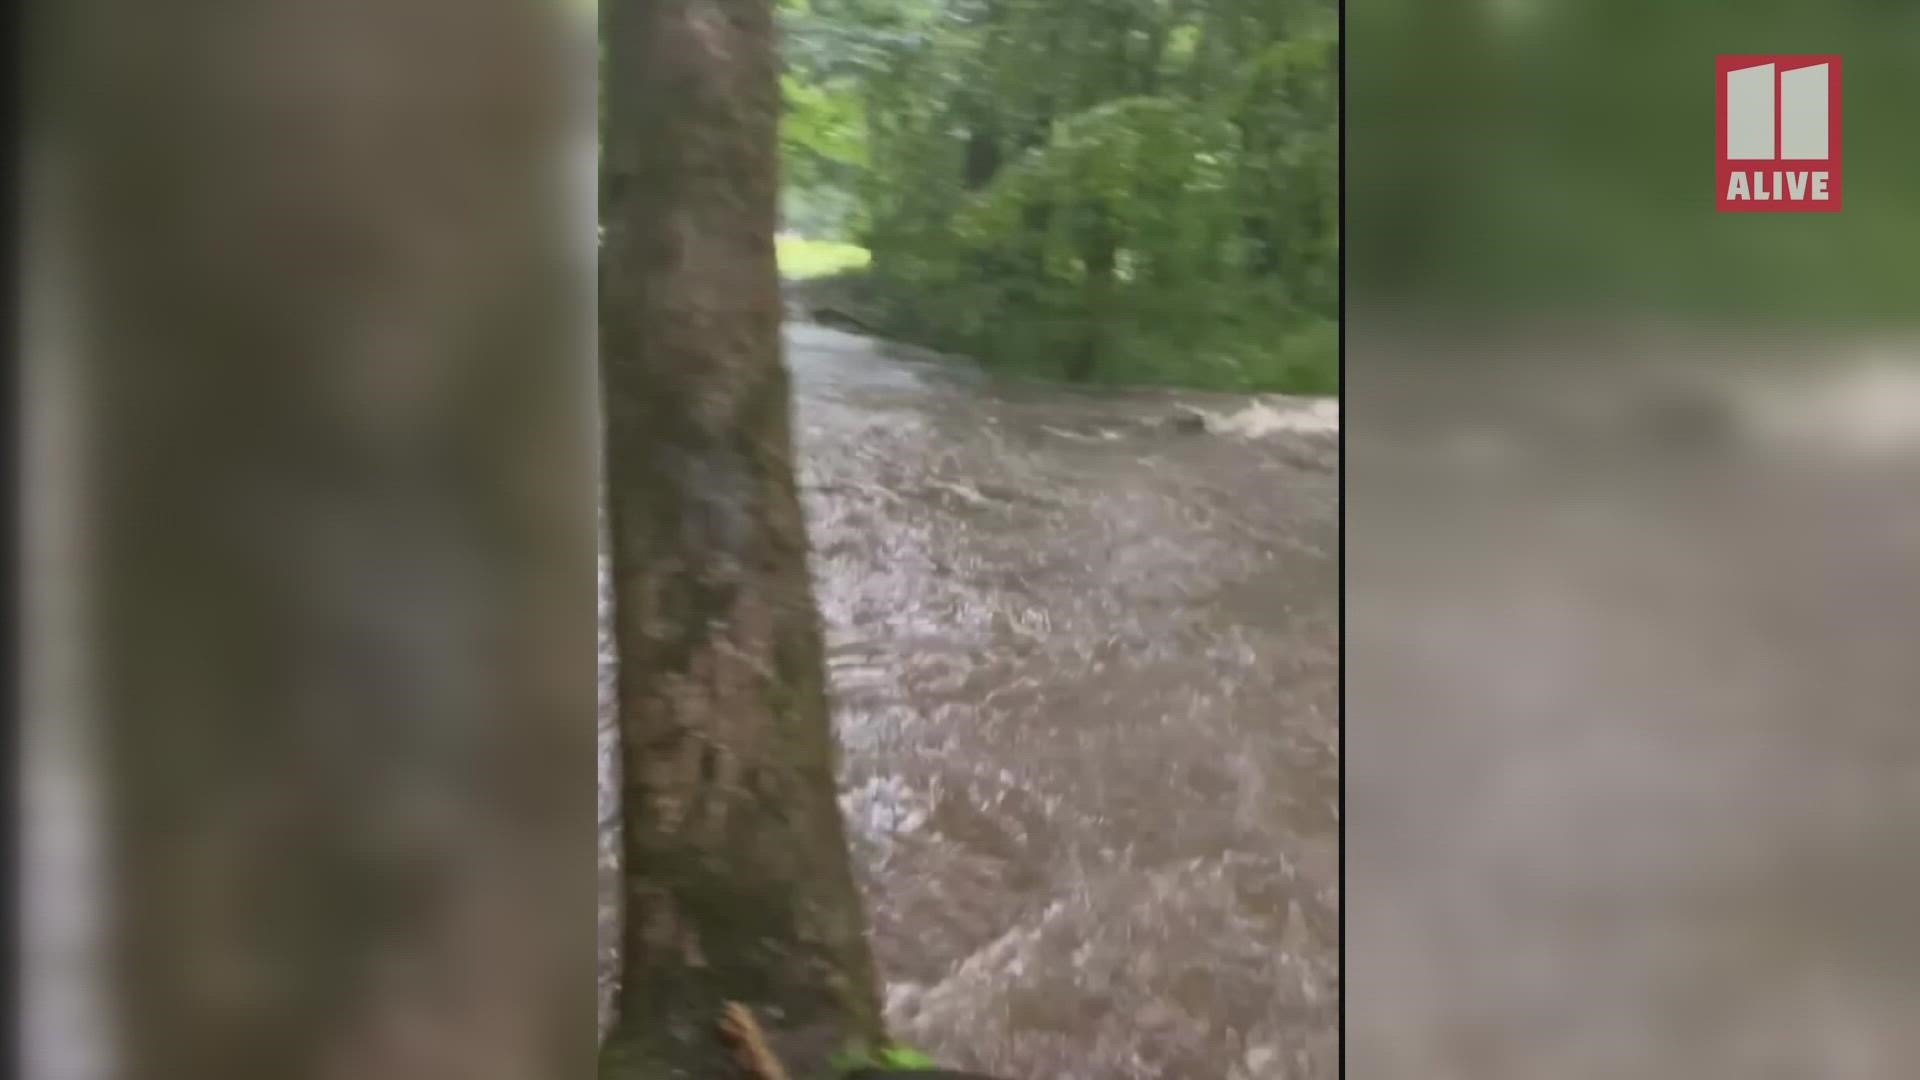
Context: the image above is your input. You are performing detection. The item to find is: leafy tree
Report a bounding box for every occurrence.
[780,0,1339,393]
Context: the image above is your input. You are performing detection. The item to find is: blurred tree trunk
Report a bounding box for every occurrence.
[599,0,886,1076]
[66,2,597,1079]
[1070,207,1119,382]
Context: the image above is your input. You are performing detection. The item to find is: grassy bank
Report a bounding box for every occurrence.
[776,235,871,280]
[786,270,1338,397]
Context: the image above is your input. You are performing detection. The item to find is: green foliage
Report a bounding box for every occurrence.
[782,72,869,191]
[827,1041,940,1076]
[953,97,1239,273]
[779,0,1339,394]
[871,1046,937,1069]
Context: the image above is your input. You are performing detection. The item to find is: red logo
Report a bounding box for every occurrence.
[1716,55,1842,213]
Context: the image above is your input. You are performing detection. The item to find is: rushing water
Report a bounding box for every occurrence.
[1345,331,1920,1079]
[599,323,1343,1078]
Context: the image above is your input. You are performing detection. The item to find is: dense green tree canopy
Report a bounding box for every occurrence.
[778,0,1338,393]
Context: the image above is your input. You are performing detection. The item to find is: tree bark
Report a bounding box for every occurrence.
[599,0,886,1075]
[66,3,597,1078]
[1069,207,1118,382]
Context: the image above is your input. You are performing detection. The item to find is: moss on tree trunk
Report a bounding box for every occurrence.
[599,0,886,1075]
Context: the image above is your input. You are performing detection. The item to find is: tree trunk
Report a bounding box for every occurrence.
[66,3,597,1079]
[599,0,886,1075]
[963,118,1002,192]
[1069,207,1119,382]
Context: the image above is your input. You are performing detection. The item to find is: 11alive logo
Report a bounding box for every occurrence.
[1717,55,1842,212]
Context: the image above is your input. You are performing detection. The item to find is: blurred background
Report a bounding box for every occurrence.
[1347,1,1920,1077]
[26,3,598,1078]
[1349,0,1919,319]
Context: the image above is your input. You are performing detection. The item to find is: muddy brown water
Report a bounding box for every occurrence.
[600,323,1343,1079]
